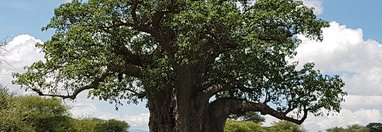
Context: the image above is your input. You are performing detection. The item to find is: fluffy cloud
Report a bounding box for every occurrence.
[342,95,382,111]
[295,22,382,95]
[291,22,382,130]
[0,34,150,130]
[0,34,44,94]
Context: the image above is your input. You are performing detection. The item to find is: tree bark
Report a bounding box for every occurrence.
[147,64,214,132]
[174,64,211,132]
[147,90,175,132]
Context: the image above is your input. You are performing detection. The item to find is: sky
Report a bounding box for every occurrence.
[1,0,382,131]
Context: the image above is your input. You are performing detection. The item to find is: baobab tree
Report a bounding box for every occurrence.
[15,0,346,131]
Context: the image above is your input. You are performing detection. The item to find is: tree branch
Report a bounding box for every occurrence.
[129,0,153,34]
[30,70,110,100]
[125,89,146,99]
[209,98,308,125]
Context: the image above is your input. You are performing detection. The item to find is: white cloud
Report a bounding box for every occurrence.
[295,22,382,95]
[1,34,43,71]
[304,109,382,131]
[0,34,150,130]
[342,95,382,111]
[0,34,44,94]
[125,113,150,128]
[293,21,382,131]
[301,0,323,15]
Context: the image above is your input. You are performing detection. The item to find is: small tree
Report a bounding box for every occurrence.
[327,124,370,132]
[14,96,72,131]
[268,121,305,132]
[95,119,130,132]
[225,119,266,132]
[70,118,130,132]
[366,122,382,132]
[71,118,105,132]
[0,87,72,131]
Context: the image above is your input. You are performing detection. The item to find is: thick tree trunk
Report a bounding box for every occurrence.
[147,90,175,132]
[174,64,212,132]
[147,64,228,132]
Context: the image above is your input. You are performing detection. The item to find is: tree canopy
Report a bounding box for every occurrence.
[14,0,346,131]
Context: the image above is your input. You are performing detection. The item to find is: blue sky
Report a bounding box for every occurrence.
[0,0,64,41]
[1,0,382,131]
[320,0,382,42]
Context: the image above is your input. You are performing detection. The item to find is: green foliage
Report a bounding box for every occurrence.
[14,96,72,131]
[327,124,370,132]
[0,89,34,132]
[225,119,267,132]
[0,87,12,110]
[366,122,382,132]
[0,88,71,132]
[95,119,130,132]
[0,87,129,132]
[71,118,130,132]
[14,0,346,126]
[71,118,104,132]
[225,120,305,132]
[268,121,306,132]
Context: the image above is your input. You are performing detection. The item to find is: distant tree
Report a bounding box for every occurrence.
[70,118,129,132]
[366,122,382,132]
[225,119,266,132]
[71,118,105,132]
[224,120,305,132]
[327,124,369,132]
[95,119,130,132]
[13,96,73,131]
[268,121,306,132]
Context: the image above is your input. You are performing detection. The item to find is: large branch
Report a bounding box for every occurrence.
[31,70,110,100]
[130,0,178,56]
[209,98,308,128]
